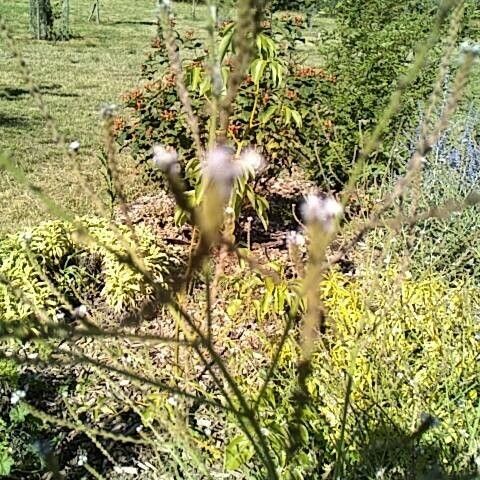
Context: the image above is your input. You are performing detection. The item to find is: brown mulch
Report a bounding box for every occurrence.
[115,165,318,264]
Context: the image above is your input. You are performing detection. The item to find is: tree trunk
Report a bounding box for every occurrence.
[59,0,71,39]
[29,0,54,40]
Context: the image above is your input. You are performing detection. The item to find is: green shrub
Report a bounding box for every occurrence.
[0,217,183,331]
[316,0,438,186]
[116,17,336,192]
[224,270,479,478]
[318,0,466,186]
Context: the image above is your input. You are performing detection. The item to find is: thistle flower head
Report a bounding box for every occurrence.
[301,195,343,231]
[202,146,241,198]
[239,148,264,175]
[152,144,179,174]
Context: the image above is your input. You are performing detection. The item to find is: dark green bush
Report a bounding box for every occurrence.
[116,17,337,192]
[315,0,479,187]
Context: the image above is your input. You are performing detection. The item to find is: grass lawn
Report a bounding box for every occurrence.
[0,1,165,234]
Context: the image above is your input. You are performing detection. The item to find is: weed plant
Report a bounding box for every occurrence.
[0,0,479,479]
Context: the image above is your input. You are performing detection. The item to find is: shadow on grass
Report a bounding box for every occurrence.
[110,20,157,26]
[2,367,143,479]
[347,407,479,480]
[0,112,32,128]
[0,85,80,100]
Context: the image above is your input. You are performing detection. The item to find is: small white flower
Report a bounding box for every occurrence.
[196,417,211,428]
[152,144,179,173]
[69,141,80,153]
[77,453,88,467]
[239,149,264,175]
[74,305,88,319]
[460,41,480,56]
[113,466,139,475]
[167,395,178,406]
[202,146,241,197]
[100,103,118,119]
[286,231,305,248]
[20,231,33,244]
[301,195,343,231]
[10,389,26,405]
[375,467,386,479]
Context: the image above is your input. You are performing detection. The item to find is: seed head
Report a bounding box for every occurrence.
[69,140,80,153]
[202,146,241,197]
[152,144,179,174]
[301,195,343,231]
[239,148,264,175]
[100,103,118,119]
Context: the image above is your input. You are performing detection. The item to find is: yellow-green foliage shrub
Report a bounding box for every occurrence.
[312,271,478,476]
[242,270,479,478]
[0,217,183,330]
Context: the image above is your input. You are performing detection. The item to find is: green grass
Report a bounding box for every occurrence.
[0,1,204,234]
[0,1,263,235]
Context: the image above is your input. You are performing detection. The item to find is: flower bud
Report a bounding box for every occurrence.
[152,144,179,174]
[301,195,343,232]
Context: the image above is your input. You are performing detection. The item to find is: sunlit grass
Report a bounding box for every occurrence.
[0,1,176,233]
